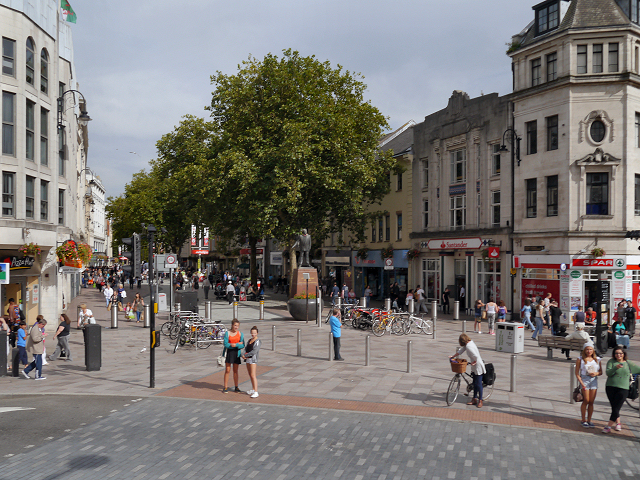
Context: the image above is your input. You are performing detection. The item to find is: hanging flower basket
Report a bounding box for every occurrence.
[356,247,369,260]
[590,247,606,258]
[406,248,420,260]
[19,242,41,257]
[56,240,92,266]
[481,249,490,261]
[381,245,394,259]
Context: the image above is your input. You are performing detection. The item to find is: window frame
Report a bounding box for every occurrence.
[40,49,49,94]
[450,194,466,230]
[526,120,537,155]
[546,115,558,151]
[2,37,15,77]
[636,112,640,148]
[378,217,383,242]
[2,91,15,156]
[491,144,501,176]
[40,107,48,166]
[577,45,588,74]
[2,171,14,217]
[397,171,403,191]
[26,175,35,219]
[422,159,429,189]
[546,51,558,81]
[608,43,619,72]
[40,180,48,221]
[546,175,558,217]
[593,44,603,73]
[385,214,390,242]
[531,57,542,86]
[396,213,402,241]
[58,189,65,225]
[491,190,500,227]
[635,174,640,216]
[526,178,537,218]
[535,1,559,36]
[423,199,429,229]
[450,149,466,184]
[26,100,35,161]
[586,172,609,215]
[26,37,35,87]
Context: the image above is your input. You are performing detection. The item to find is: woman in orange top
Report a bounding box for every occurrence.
[222,319,245,393]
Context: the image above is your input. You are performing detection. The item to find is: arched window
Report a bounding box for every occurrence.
[26,37,35,86]
[40,49,48,94]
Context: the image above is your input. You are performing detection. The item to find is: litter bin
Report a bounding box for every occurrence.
[83,324,102,371]
[175,291,198,313]
[0,330,6,376]
[11,347,20,377]
[496,322,524,353]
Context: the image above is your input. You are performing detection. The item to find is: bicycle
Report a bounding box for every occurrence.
[626,374,639,410]
[446,362,495,406]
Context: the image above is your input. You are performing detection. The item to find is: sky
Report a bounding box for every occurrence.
[70,0,534,198]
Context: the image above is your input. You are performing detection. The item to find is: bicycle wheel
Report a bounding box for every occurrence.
[372,319,386,337]
[446,374,461,406]
[420,319,433,335]
[160,321,173,336]
[391,317,404,335]
[173,333,181,354]
[482,378,494,400]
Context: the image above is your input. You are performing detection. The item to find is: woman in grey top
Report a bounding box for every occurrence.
[242,326,261,398]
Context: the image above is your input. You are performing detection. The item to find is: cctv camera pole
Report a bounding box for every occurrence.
[146,225,157,388]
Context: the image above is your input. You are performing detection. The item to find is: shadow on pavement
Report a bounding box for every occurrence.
[43,455,110,480]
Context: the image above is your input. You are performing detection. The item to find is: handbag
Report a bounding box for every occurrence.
[481,310,487,320]
[107,302,112,311]
[573,386,583,403]
[217,347,226,367]
[117,301,123,312]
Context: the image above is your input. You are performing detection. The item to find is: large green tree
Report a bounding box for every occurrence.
[197,49,398,285]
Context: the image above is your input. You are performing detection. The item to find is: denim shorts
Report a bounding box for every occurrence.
[581,374,598,390]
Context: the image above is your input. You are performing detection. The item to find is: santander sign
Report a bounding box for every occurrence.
[427,238,483,250]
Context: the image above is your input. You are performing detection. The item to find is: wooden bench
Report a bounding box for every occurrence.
[537,336,588,359]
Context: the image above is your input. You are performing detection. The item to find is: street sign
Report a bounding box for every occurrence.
[166,254,177,266]
[384,258,394,270]
[0,263,9,284]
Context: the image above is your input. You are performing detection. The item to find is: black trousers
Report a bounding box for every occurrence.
[443,301,450,315]
[605,385,628,422]
[227,292,234,304]
[333,336,342,360]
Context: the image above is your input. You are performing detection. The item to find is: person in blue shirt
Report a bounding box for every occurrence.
[329,308,344,361]
[16,320,28,367]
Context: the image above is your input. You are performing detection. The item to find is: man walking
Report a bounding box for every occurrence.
[442,287,451,315]
[331,283,340,306]
[103,284,114,309]
[415,285,428,314]
[22,317,47,380]
[329,308,344,361]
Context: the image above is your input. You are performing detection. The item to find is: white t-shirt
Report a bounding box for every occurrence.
[79,309,95,325]
[416,288,425,301]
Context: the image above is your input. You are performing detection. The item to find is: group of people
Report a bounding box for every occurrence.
[221,320,261,398]
[520,293,564,339]
[472,298,508,335]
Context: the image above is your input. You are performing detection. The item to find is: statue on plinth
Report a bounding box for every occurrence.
[293,229,312,267]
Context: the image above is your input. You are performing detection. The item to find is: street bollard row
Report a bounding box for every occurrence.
[510,354,517,393]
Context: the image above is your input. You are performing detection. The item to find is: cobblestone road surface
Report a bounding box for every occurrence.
[2,397,638,480]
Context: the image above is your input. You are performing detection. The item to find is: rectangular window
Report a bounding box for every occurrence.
[526,178,537,218]
[397,171,403,191]
[26,176,35,219]
[531,58,541,86]
[2,172,14,217]
[546,115,558,151]
[26,100,35,161]
[378,217,383,242]
[450,149,466,183]
[2,91,15,155]
[371,221,376,243]
[586,172,609,215]
[526,120,537,155]
[385,214,390,242]
[491,190,500,227]
[58,128,65,176]
[577,45,588,74]
[536,2,559,35]
[422,159,428,189]
[547,175,558,216]
[633,0,640,23]
[2,38,15,76]
[491,144,501,176]
[423,200,428,229]
[396,213,402,240]
[637,112,640,148]
[40,180,48,221]
[40,108,48,165]
[593,44,603,73]
[609,43,619,72]
[546,52,557,81]
[58,189,65,225]
[450,195,466,230]
[635,175,640,215]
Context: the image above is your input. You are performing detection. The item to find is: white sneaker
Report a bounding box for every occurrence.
[246,390,255,395]
[21,370,30,379]
[34,376,46,380]
[250,391,259,398]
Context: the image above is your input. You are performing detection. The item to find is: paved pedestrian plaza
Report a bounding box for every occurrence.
[2,287,639,479]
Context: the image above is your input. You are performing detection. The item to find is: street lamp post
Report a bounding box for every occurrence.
[57,89,91,130]
[499,116,521,321]
[145,224,157,388]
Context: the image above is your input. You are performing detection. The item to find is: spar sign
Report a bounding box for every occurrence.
[571,257,626,269]
[427,238,482,250]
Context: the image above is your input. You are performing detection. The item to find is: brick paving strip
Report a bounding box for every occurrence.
[156,366,636,438]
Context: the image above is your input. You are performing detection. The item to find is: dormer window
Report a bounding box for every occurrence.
[535,0,559,36]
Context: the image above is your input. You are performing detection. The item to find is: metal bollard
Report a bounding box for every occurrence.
[408,298,415,314]
[407,340,412,373]
[329,332,333,361]
[431,301,437,319]
[433,316,437,340]
[365,335,370,366]
[454,301,460,320]
[462,319,466,333]
[233,301,239,321]
[111,304,118,329]
[317,289,322,328]
[360,297,366,308]
[337,297,342,310]
[259,300,264,321]
[385,298,391,311]
[510,354,517,393]
[569,364,575,404]
[205,301,211,320]
[143,304,151,328]
[175,303,181,313]
[272,325,276,351]
[297,329,302,357]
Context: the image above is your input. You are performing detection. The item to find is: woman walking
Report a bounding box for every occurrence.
[450,333,486,408]
[242,326,261,398]
[474,300,484,334]
[575,341,601,427]
[521,299,535,332]
[485,298,497,335]
[222,319,245,394]
[49,314,72,362]
[133,293,145,323]
[532,300,545,340]
[602,346,640,433]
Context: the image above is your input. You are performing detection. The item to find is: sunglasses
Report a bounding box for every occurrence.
[614,352,624,355]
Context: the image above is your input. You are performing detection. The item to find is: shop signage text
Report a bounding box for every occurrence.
[571,258,626,269]
[240,249,264,255]
[191,250,209,255]
[426,238,482,250]
[2,256,35,270]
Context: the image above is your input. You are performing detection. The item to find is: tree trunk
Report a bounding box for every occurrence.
[288,242,297,298]
[249,235,258,287]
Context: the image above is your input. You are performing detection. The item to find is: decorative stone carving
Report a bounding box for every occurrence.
[578,110,614,144]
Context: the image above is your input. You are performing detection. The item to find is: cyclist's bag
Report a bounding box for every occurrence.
[483,363,496,386]
[628,371,639,401]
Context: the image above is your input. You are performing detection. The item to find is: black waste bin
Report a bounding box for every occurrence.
[0,331,6,376]
[11,347,20,377]
[175,291,198,313]
[83,324,102,371]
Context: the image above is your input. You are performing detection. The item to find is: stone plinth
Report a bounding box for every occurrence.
[289,268,319,299]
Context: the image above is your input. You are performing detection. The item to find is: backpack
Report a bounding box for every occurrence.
[483,363,496,386]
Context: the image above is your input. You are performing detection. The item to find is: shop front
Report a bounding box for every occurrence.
[1,252,41,326]
[325,250,351,290]
[352,249,409,301]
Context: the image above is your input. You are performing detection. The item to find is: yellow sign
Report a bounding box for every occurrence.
[510,268,517,275]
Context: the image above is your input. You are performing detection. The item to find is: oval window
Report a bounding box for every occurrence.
[590,120,605,143]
